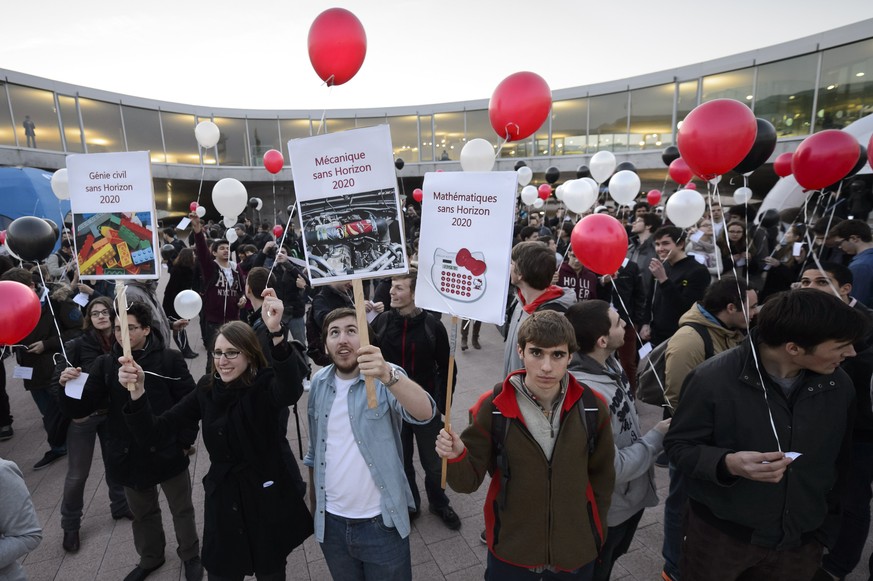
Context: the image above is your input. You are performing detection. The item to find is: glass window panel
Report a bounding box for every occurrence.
[552,98,588,156]
[58,95,83,153]
[212,117,247,166]
[419,115,433,162]
[7,83,62,151]
[318,118,355,134]
[356,116,385,129]
[79,98,124,154]
[702,68,754,105]
[676,80,698,135]
[589,92,628,152]
[0,83,13,147]
[465,109,490,143]
[279,118,312,150]
[755,54,818,138]
[817,39,873,130]
[434,112,464,162]
[161,111,198,165]
[247,118,280,166]
[629,84,674,151]
[387,115,419,163]
[122,105,164,162]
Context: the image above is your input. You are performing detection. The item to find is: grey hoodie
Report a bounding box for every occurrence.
[0,459,42,581]
[503,286,577,377]
[569,353,662,527]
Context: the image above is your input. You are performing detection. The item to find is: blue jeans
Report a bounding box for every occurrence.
[401,414,449,512]
[662,463,687,580]
[319,512,411,581]
[822,439,873,579]
[486,551,594,580]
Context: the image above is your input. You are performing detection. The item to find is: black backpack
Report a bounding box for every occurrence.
[637,322,714,407]
[489,381,601,510]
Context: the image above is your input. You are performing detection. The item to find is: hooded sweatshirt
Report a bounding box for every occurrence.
[503,286,576,376]
[556,261,599,302]
[569,353,662,526]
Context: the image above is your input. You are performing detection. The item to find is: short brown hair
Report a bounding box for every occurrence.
[206,321,268,389]
[322,307,357,344]
[391,269,417,293]
[246,267,276,298]
[517,310,577,352]
[511,241,557,290]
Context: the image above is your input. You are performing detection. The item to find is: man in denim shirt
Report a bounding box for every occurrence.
[304,307,435,580]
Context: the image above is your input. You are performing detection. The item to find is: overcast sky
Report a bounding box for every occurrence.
[4,0,873,112]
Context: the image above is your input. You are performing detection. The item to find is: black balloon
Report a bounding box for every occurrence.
[732,119,777,175]
[615,161,636,173]
[43,219,60,243]
[576,165,590,179]
[514,160,527,171]
[287,205,295,214]
[394,158,405,170]
[161,243,177,260]
[545,166,560,185]
[845,145,868,179]
[7,216,57,261]
[662,145,680,167]
[759,208,780,229]
[248,197,259,209]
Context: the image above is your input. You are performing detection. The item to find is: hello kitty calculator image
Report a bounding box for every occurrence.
[431,247,487,302]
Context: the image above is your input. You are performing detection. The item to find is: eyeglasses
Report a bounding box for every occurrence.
[211,350,241,360]
[113,325,142,333]
[90,309,111,318]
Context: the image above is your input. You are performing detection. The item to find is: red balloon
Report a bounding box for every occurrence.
[263,149,284,174]
[773,152,793,177]
[412,188,423,203]
[792,130,861,190]
[868,134,873,169]
[677,99,758,179]
[189,201,199,212]
[0,230,5,245]
[537,184,551,200]
[686,182,698,191]
[570,214,629,276]
[489,72,552,142]
[668,158,693,185]
[646,190,662,206]
[308,8,367,86]
[0,280,41,345]
[272,225,284,239]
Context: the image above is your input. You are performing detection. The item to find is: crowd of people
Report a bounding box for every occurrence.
[2,179,873,580]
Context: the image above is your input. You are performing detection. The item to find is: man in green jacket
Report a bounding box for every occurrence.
[436,310,614,580]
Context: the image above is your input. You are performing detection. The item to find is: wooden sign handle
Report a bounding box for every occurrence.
[441,316,459,489]
[114,282,135,392]
[352,279,378,409]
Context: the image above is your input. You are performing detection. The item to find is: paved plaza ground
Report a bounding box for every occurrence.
[2,299,872,580]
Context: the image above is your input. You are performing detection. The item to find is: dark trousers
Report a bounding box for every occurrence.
[61,414,129,531]
[0,358,11,427]
[486,552,594,580]
[617,323,639,395]
[662,464,687,580]
[208,567,285,581]
[681,506,822,581]
[592,509,645,581]
[125,468,200,569]
[401,415,449,512]
[821,439,873,579]
[30,387,66,452]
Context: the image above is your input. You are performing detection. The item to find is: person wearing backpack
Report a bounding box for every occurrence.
[566,300,671,581]
[371,270,460,530]
[436,311,615,580]
[660,277,757,581]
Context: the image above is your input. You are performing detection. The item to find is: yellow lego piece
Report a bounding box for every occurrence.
[117,241,133,268]
[80,244,115,274]
[93,238,110,251]
[105,256,118,268]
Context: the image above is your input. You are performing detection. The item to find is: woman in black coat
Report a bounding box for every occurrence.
[122,290,312,580]
[163,247,198,359]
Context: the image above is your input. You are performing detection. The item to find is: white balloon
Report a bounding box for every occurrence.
[226,229,238,243]
[608,170,641,206]
[589,151,616,184]
[255,198,263,211]
[460,138,496,172]
[520,185,538,205]
[555,184,565,201]
[223,216,237,228]
[533,198,544,209]
[580,177,599,196]
[195,121,220,149]
[666,189,706,228]
[195,206,207,218]
[517,166,533,186]
[212,178,248,218]
[563,179,597,214]
[51,169,70,200]
[734,187,752,205]
[173,290,203,320]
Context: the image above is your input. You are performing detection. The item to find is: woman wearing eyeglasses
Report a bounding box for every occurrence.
[121,289,313,581]
[53,297,132,553]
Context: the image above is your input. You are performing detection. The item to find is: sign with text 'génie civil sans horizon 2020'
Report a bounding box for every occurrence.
[415,171,517,325]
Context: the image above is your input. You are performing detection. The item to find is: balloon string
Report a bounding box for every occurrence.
[266,205,298,284]
[272,177,278,226]
[34,265,73,368]
[315,82,333,136]
[196,162,205,207]
[494,134,508,159]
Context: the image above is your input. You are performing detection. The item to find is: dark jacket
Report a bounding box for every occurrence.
[446,371,615,571]
[310,285,353,329]
[664,336,855,550]
[844,300,873,441]
[53,329,115,416]
[16,287,83,390]
[124,341,312,576]
[645,255,710,345]
[162,264,195,320]
[628,235,657,290]
[372,309,456,414]
[61,336,197,489]
[597,260,646,325]
[193,231,243,324]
